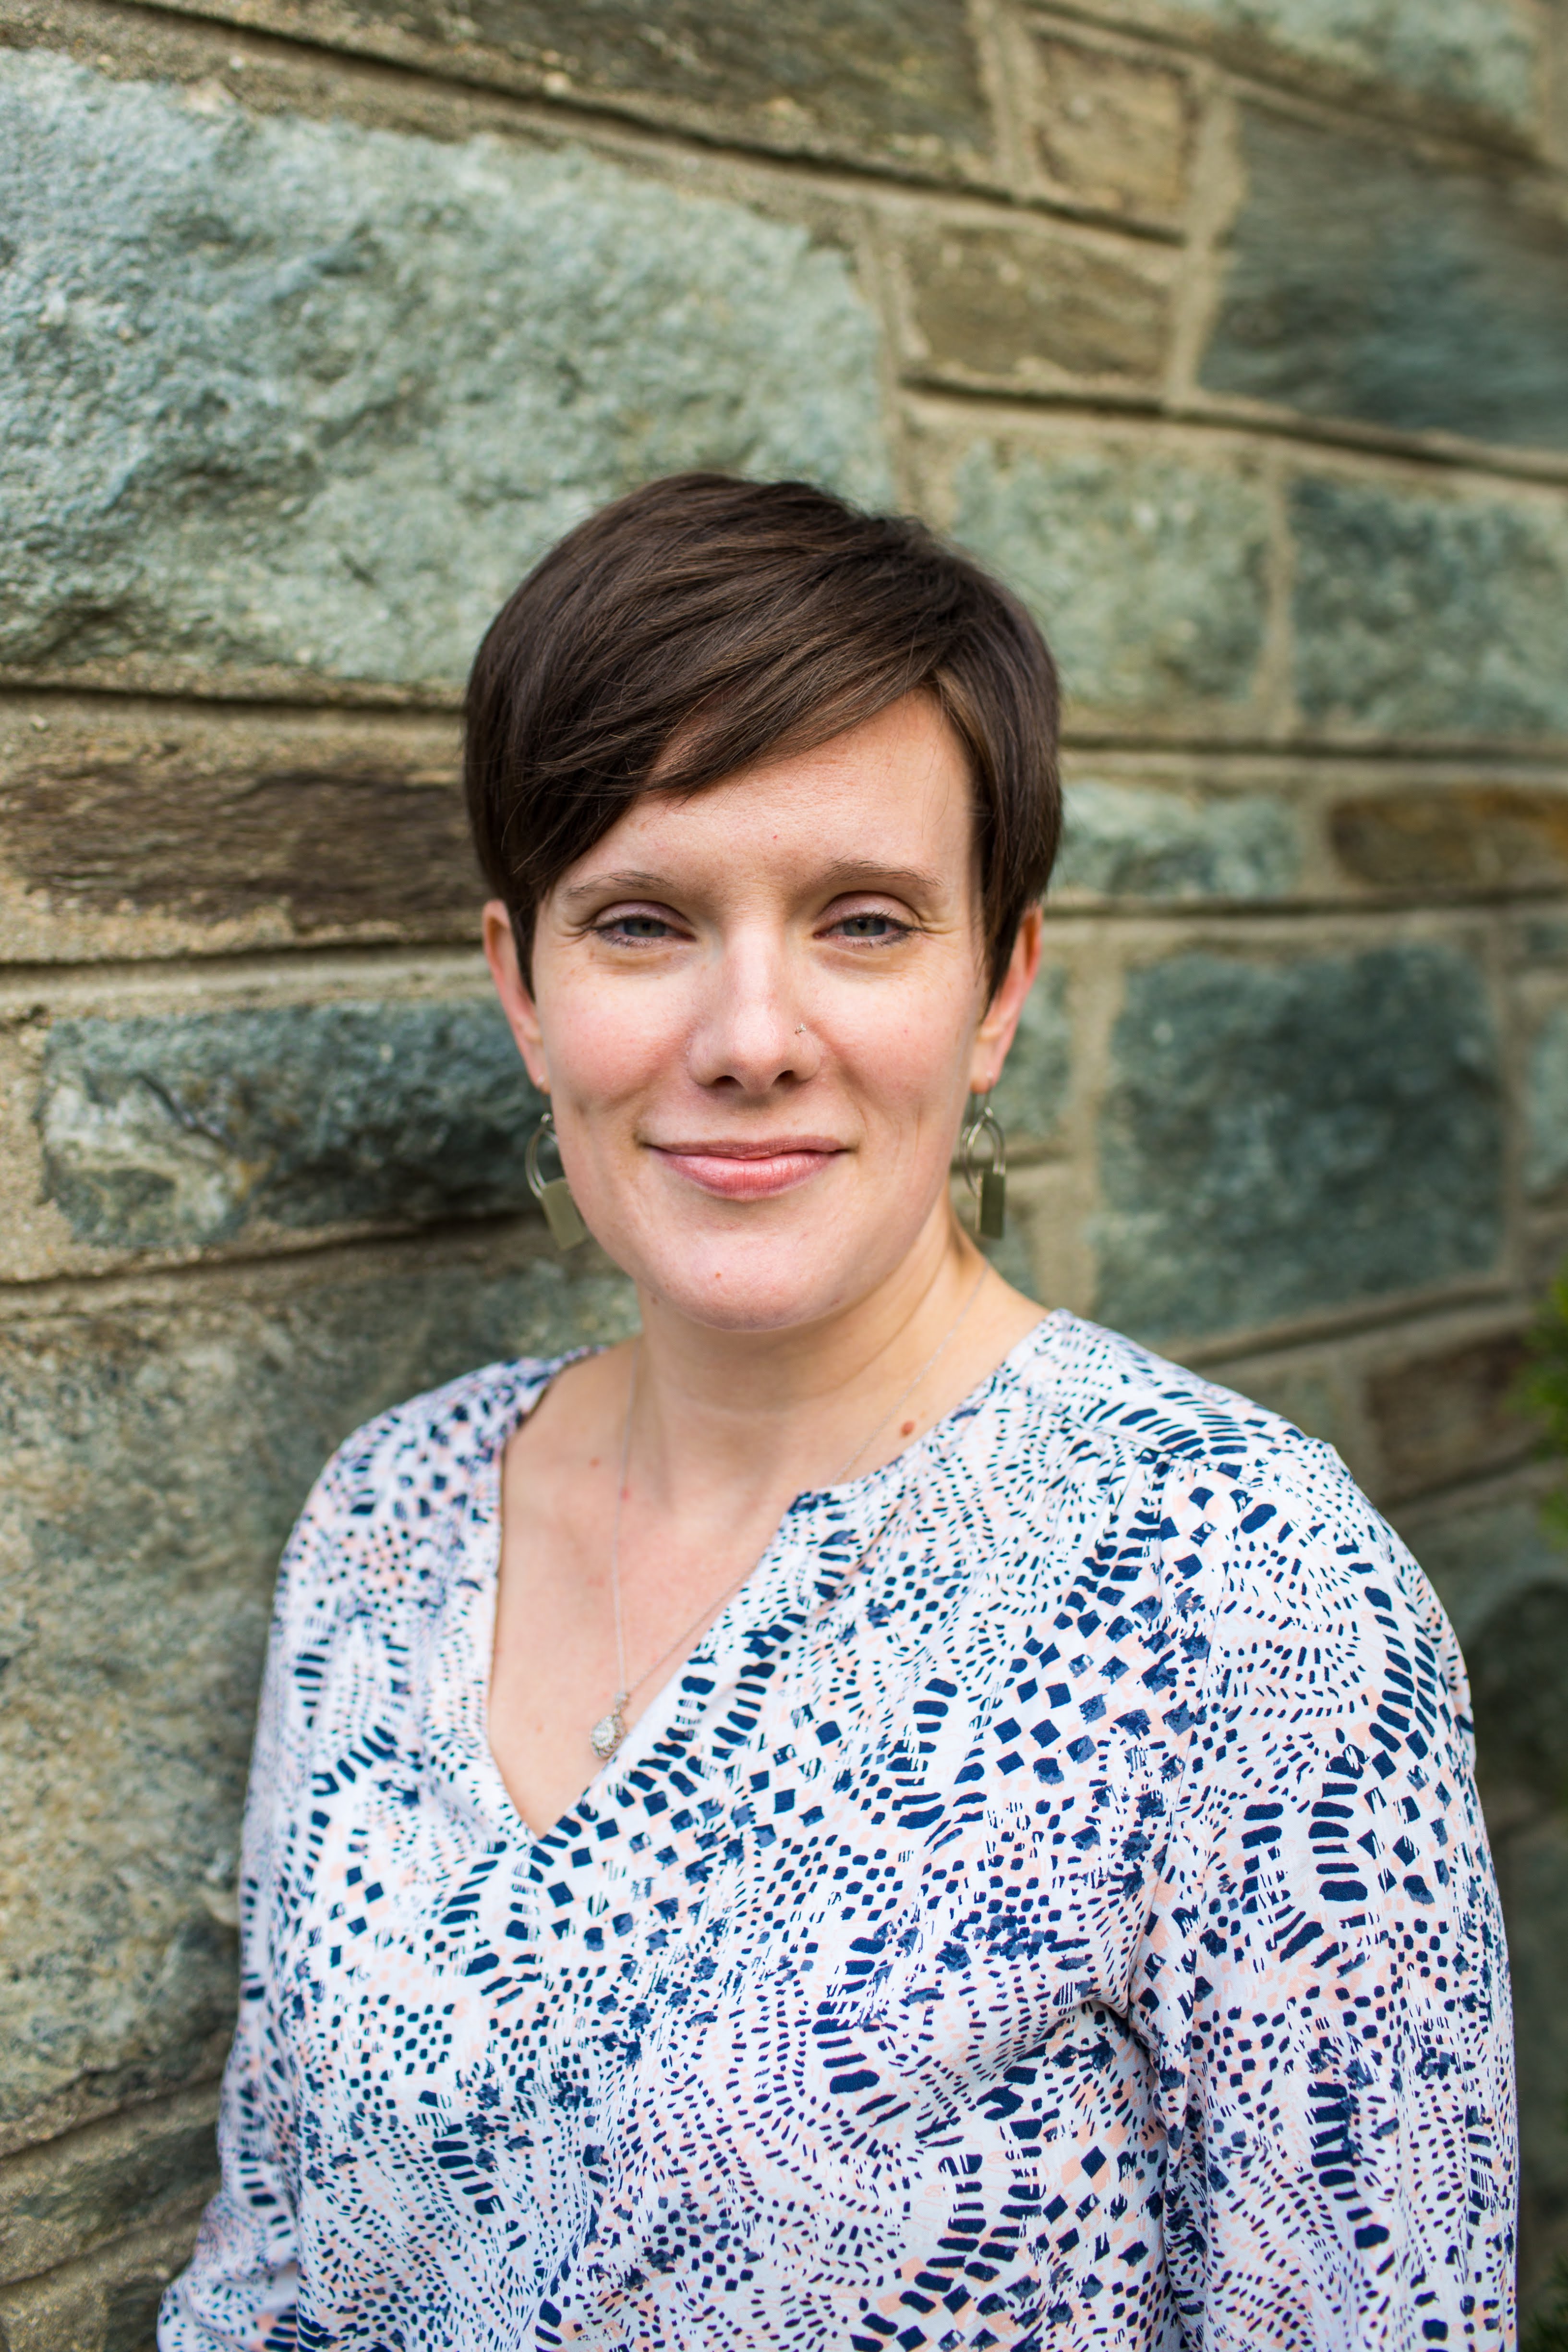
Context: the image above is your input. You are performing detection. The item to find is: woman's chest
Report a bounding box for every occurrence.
[268,1571,1185,2339]
[271,1667,1165,2165]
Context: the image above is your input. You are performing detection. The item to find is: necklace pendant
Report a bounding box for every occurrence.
[590,1696,627,1763]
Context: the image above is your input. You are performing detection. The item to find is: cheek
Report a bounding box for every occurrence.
[836,970,979,1113]
[539,972,684,1108]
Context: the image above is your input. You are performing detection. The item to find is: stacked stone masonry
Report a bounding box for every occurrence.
[0,0,1565,2338]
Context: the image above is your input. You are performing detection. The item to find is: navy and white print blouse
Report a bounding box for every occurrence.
[161,1313,1515,2350]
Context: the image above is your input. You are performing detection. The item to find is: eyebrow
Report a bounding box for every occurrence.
[559,861,950,907]
[559,870,672,906]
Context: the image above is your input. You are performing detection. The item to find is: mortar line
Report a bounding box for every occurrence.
[0,1212,576,1316]
[904,385,1568,489]
[1171,1274,1525,1367]
[5,667,1568,765]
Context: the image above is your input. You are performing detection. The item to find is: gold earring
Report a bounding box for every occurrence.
[960,1091,1007,1240]
[525,1107,588,1250]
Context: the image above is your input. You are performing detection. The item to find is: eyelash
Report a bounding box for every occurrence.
[828,912,910,944]
[593,914,675,944]
[591,910,913,947]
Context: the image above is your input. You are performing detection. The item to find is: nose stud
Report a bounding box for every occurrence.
[795,1022,805,1034]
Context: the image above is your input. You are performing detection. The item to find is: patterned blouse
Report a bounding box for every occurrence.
[161,1313,1515,2351]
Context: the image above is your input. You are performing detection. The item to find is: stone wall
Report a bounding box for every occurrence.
[1,0,1566,2338]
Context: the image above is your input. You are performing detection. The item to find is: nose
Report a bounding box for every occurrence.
[686,933,817,1095]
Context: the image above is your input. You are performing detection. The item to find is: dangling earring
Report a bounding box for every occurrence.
[525,1106,589,1250]
[961,1090,1007,1241]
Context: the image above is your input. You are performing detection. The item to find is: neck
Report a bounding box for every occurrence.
[624,1201,993,1510]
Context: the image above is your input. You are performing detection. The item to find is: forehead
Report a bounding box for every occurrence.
[562,693,977,896]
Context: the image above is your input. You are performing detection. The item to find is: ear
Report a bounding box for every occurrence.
[969,904,1044,1096]
[482,900,550,1091]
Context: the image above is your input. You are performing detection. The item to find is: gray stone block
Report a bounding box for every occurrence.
[0,1245,638,2139]
[150,0,993,178]
[949,440,1271,727]
[1094,943,1504,1338]
[36,998,544,1250]
[1527,1001,1568,1195]
[1053,778,1300,900]
[1203,108,1568,449]
[1291,474,1568,742]
[0,52,890,691]
[1131,0,1540,141]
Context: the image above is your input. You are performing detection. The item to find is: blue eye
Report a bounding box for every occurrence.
[833,913,906,941]
[598,914,673,942]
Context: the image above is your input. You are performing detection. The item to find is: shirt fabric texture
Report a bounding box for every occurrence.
[160,1311,1516,2351]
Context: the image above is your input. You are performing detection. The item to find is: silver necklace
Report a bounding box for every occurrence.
[588,1263,991,1763]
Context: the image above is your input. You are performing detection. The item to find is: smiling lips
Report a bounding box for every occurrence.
[652,1138,845,1200]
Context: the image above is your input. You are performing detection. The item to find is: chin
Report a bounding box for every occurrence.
[612,1222,901,1334]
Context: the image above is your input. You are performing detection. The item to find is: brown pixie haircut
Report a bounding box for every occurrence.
[464,473,1061,1000]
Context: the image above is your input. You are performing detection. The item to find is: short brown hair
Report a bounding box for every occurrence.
[464,473,1061,999]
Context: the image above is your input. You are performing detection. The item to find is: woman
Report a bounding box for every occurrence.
[162,475,1515,2349]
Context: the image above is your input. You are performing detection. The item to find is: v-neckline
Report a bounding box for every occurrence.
[448,1315,1063,1854]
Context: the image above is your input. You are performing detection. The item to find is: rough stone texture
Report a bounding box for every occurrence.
[1365,1328,1533,1501]
[1095,943,1505,1338]
[0,706,473,957]
[1052,778,1300,900]
[144,0,994,178]
[0,52,890,692]
[35,998,543,1252]
[1329,782,1568,894]
[0,1243,637,2144]
[1291,474,1568,743]
[1524,915,1568,965]
[989,965,1070,1151]
[0,2211,200,2352]
[1102,0,1542,143]
[1026,33,1194,227]
[1527,1001,1568,1194]
[0,2088,217,2284]
[1203,107,1568,449]
[947,438,1272,729]
[895,219,1171,394]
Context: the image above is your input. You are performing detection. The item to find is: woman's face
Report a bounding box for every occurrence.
[484,691,1041,1333]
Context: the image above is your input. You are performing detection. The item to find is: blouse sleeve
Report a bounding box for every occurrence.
[1135,1458,1516,2350]
[159,1435,366,2352]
